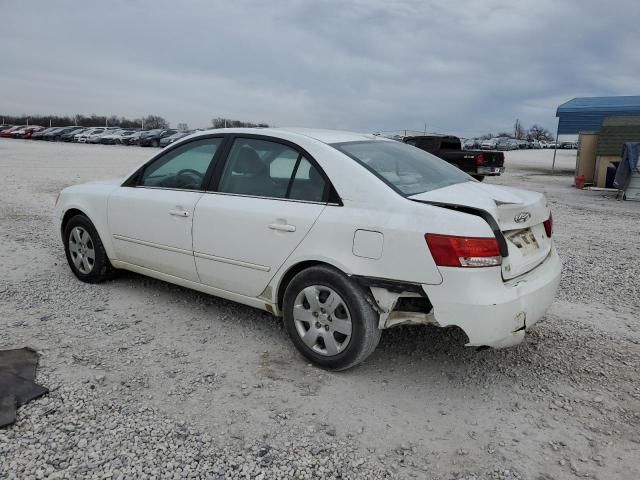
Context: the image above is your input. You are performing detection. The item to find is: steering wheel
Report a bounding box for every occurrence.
[174,169,204,189]
[176,169,204,180]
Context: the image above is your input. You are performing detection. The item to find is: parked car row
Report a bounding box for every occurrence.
[0,124,47,139]
[0,124,196,147]
[464,137,558,151]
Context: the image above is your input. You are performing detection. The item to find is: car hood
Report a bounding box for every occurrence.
[90,177,124,186]
[68,177,124,189]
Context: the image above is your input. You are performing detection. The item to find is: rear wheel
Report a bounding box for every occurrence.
[63,214,115,283]
[283,265,381,370]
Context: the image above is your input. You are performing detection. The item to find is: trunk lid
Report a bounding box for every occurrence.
[410,182,551,280]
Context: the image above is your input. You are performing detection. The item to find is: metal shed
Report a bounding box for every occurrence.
[556,96,640,134]
[553,96,640,171]
[596,116,640,155]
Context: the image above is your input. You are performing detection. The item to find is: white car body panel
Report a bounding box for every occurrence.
[54,127,562,350]
[192,193,325,297]
[107,187,203,282]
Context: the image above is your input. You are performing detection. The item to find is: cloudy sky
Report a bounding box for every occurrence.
[1,0,638,136]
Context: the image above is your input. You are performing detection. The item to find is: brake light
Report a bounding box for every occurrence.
[425,234,502,268]
[474,153,485,166]
[543,213,553,238]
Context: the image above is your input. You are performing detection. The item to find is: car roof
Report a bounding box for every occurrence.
[189,127,381,145]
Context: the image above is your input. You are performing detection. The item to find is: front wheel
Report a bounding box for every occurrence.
[283,265,381,370]
[63,214,115,283]
[472,175,485,181]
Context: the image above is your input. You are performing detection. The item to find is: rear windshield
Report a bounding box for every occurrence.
[332,140,472,196]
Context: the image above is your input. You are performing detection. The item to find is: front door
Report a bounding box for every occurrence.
[108,137,224,282]
[193,136,329,297]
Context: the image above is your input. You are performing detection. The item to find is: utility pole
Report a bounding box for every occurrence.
[49,118,52,128]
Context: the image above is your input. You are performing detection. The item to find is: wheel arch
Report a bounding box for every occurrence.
[275,260,349,312]
[59,205,117,261]
[61,208,89,236]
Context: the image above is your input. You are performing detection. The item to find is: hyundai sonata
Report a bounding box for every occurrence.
[54,128,561,370]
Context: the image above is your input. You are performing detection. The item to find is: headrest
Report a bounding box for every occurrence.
[234,147,267,175]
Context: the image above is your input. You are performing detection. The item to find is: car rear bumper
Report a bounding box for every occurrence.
[477,166,505,175]
[422,246,561,348]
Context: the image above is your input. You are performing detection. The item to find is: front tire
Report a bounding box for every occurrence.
[283,265,381,370]
[63,214,115,283]
[472,175,485,181]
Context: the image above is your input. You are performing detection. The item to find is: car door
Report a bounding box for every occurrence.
[193,136,330,297]
[108,137,225,282]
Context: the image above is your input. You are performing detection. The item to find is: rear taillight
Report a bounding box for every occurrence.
[474,153,485,166]
[425,234,502,268]
[543,213,553,238]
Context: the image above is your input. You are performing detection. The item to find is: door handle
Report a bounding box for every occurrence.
[268,223,296,232]
[169,209,190,217]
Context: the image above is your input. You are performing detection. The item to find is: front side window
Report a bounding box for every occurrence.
[140,138,222,190]
[218,138,326,202]
[332,140,472,196]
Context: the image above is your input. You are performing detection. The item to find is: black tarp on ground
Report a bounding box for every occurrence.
[0,347,48,427]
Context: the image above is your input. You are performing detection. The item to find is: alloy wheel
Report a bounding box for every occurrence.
[293,285,353,356]
[68,226,95,274]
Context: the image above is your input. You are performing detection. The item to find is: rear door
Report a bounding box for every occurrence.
[108,137,224,281]
[193,135,330,297]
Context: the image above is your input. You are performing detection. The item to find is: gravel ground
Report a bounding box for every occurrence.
[0,139,639,479]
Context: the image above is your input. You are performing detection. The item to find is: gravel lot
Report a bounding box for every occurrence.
[1,139,639,479]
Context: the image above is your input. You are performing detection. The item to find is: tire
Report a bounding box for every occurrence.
[283,265,381,370]
[153,139,160,148]
[472,175,485,182]
[63,214,115,283]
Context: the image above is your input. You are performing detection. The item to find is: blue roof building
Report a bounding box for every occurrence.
[556,96,640,135]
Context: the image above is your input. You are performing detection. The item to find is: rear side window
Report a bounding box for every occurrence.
[440,139,461,149]
[218,138,326,202]
[332,140,472,196]
[288,157,325,202]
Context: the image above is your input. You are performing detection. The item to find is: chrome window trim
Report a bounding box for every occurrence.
[201,190,339,206]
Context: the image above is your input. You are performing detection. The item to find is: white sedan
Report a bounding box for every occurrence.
[54,128,561,370]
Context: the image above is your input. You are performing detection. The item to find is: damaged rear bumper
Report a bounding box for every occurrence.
[421,246,561,348]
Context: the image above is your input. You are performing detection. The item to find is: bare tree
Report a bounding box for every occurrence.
[528,124,553,141]
[211,117,269,129]
[143,115,169,129]
[513,119,525,139]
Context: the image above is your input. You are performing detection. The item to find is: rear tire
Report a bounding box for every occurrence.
[283,265,381,370]
[63,214,115,283]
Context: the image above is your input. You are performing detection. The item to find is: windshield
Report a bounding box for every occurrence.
[332,140,473,196]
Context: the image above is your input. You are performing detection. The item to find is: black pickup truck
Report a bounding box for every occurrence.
[402,135,505,181]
